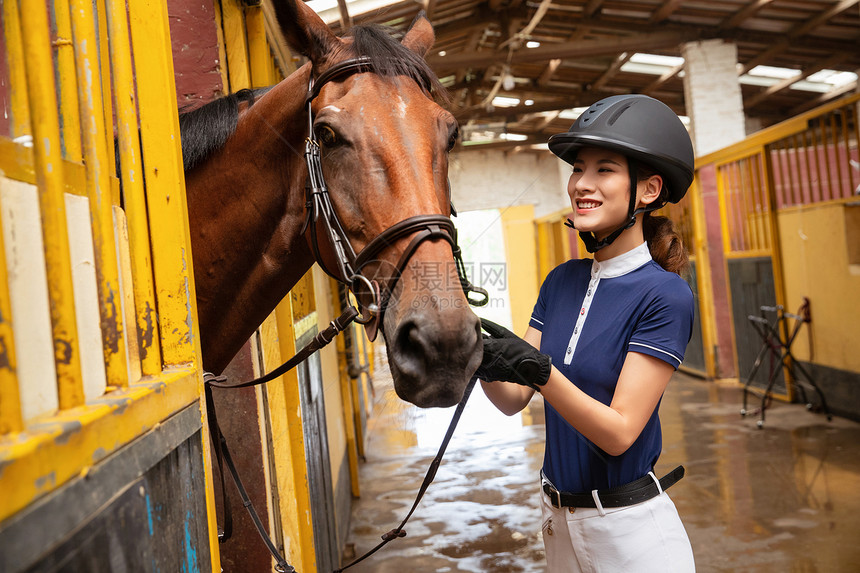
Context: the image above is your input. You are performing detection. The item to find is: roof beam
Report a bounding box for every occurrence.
[335,0,352,30]
[641,63,684,95]
[591,52,631,91]
[650,0,684,24]
[717,0,774,30]
[788,80,858,116]
[534,27,592,86]
[583,0,605,18]
[428,29,694,71]
[744,53,849,108]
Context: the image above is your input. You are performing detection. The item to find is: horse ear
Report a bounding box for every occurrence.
[271,0,339,65]
[402,11,435,58]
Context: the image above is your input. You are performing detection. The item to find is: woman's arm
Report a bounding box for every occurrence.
[480,326,542,415]
[539,351,674,456]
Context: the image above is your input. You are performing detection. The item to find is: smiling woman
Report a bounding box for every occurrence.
[477,94,698,572]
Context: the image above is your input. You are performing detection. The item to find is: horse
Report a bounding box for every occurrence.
[179,0,482,408]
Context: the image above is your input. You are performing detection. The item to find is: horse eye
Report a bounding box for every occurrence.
[316,125,338,147]
[447,127,459,152]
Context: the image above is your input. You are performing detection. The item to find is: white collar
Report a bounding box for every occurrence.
[590,242,651,279]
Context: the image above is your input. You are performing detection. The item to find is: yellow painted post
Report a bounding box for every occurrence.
[211,0,232,92]
[52,0,82,161]
[19,0,84,409]
[245,5,273,88]
[105,0,162,376]
[689,175,717,377]
[127,0,197,366]
[68,0,129,389]
[127,1,218,567]
[221,0,251,91]
[2,0,30,137]
[94,0,118,184]
[761,147,792,399]
[334,319,361,496]
[274,299,317,573]
[0,212,22,435]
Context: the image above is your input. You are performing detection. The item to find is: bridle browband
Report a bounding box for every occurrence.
[302,56,487,340]
[205,56,488,573]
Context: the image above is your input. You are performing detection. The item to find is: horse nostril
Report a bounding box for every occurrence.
[393,319,429,376]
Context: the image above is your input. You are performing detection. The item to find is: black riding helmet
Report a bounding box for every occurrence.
[548,94,695,252]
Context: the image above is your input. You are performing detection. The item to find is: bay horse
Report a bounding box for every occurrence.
[180,0,481,407]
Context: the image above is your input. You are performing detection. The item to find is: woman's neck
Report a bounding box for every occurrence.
[593,219,646,262]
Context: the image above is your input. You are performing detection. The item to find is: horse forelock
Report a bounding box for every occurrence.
[178,87,273,172]
[346,24,447,103]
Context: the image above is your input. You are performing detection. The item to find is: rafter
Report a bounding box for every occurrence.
[335,0,352,30]
[717,0,774,30]
[592,52,631,91]
[583,0,605,19]
[642,63,684,95]
[744,53,849,109]
[650,0,683,24]
[428,30,694,71]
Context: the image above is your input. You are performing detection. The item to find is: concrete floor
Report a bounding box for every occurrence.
[341,354,860,572]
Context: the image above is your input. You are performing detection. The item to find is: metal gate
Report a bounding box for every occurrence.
[0,0,219,570]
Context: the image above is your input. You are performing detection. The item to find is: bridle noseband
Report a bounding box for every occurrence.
[302,56,487,340]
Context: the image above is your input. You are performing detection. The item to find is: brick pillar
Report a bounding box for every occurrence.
[681,39,746,156]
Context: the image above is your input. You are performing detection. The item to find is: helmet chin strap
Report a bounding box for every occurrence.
[564,158,663,254]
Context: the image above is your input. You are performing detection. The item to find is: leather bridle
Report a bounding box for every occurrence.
[302,56,487,341]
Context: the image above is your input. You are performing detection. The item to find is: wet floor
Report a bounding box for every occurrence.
[341,351,860,572]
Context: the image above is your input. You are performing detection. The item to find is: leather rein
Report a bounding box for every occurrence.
[204,57,487,573]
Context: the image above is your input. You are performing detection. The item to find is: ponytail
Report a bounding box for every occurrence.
[643,214,688,276]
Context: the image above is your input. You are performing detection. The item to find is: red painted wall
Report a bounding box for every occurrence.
[168,0,224,110]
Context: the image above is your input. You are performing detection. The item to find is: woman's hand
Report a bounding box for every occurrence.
[477,319,552,390]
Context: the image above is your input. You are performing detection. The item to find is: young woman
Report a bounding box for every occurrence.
[477,94,697,572]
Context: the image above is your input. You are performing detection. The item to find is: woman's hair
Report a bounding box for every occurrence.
[637,164,689,276]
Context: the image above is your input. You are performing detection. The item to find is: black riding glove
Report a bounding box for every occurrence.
[476,318,552,391]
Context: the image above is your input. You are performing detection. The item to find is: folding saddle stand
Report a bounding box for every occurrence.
[740,298,832,428]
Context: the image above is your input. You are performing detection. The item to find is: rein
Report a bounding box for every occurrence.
[205,56,487,573]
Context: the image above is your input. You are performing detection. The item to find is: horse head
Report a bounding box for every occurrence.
[271,0,483,407]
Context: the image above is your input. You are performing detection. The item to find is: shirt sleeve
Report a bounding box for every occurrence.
[529,266,557,332]
[627,277,694,369]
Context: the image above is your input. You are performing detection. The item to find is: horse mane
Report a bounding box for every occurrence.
[177,23,445,173]
[347,24,446,101]
[178,87,272,171]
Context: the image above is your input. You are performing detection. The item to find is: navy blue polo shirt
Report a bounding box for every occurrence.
[529,242,694,493]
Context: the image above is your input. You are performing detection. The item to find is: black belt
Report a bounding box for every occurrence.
[543,465,685,509]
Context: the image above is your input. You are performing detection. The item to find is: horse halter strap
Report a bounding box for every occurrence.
[303,57,487,340]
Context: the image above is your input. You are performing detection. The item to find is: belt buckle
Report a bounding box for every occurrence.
[545,483,562,508]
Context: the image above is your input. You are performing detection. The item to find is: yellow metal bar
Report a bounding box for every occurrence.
[105,0,162,376]
[273,298,317,573]
[688,176,717,377]
[211,0,232,92]
[0,209,22,435]
[69,0,129,389]
[760,147,791,400]
[245,5,273,88]
[2,0,31,137]
[221,0,251,90]
[127,0,197,366]
[0,366,199,522]
[94,0,118,186]
[332,287,361,497]
[696,93,860,167]
[52,0,82,161]
[19,0,84,409]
